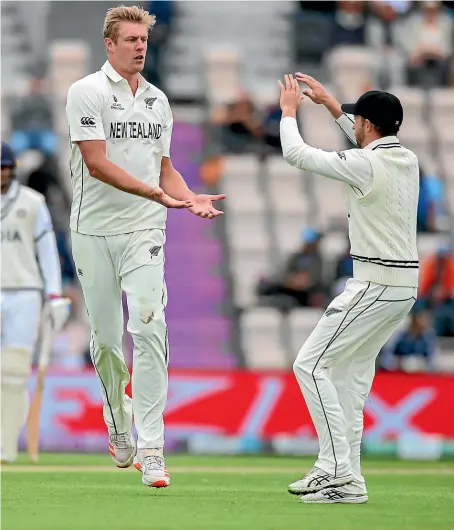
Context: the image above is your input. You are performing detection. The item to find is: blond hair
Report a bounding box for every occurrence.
[103,5,156,42]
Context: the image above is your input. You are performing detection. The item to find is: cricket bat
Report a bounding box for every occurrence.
[27,305,54,463]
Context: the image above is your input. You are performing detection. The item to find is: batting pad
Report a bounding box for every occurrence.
[1,346,32,462]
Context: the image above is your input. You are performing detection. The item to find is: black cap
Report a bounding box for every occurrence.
[341,90,403,132]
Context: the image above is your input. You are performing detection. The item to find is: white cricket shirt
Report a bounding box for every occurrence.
[1,181,62,295]
[280,114,419,287]
[66,61,173,236]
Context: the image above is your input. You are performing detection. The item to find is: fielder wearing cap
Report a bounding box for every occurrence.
[277,74,419,504]
[341,90,404,137]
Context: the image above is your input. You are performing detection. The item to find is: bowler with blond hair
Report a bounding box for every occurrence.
[66,4,226,488]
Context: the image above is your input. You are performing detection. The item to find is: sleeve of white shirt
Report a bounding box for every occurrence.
[335,113,358,147]
[162,100,173,158]
[66,81,106,142]
[280,116,373,194]
[34,202,62,297]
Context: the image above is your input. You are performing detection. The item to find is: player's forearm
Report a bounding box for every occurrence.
[88,158,157,200]
[160,166,195,200]
[322,95,358,147]
[280,116,312,170]
[36,231,63,297]
[324,95,343,120]
[280,116,369,186]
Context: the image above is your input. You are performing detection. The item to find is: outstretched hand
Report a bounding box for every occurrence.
[278,74,304,116]
[189,193,226,219]
[149,187,193,209]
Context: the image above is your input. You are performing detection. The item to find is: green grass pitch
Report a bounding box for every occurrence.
[2,454,453,530]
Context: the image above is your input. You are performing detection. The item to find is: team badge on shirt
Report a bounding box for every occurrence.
[149,245,161,258]
[324,307,343,317]
[144,97,157,110]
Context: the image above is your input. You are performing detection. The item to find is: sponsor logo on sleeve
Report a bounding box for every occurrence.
[80,117,96,127]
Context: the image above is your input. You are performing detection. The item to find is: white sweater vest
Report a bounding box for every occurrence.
[1,184,45,291]
[345,144,419,287]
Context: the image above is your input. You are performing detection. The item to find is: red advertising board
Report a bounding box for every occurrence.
[22,370,454,452]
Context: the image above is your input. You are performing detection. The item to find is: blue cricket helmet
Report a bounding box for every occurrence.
[1,142,17,167]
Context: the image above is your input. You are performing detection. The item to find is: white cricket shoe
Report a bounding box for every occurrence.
[108,432,136,468]
[300,481,368,504]
[134,451,171,488]
[288,467,354,495]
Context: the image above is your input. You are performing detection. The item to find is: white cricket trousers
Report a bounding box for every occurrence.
[71,229,169,450]
[293,278,416,482]
[1,290,43,462]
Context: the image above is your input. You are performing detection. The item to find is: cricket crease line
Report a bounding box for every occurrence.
[2,466,454,474]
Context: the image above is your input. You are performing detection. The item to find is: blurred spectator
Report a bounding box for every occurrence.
[380,307,438,372]
[417,165,445,233]
[10,76,57,157]
[443,0,454,13]
[144,0,173,88]
[298,1,337,16]
[294,4,335,65]
[331,236,354,296]
[333,1,367,46]
[210,91,263,154]
[257,227,325,309]
[261,103,282,156]
[366,1,412,88]
[419,245,454,337]
[56,231,77,300]
[398,0,454,87]
[26,155,59,199]
[201,91,264,187]
[26,155,70,234]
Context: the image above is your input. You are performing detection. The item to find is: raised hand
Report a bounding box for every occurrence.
[295,73,331,105]
[278,74,304,116]
[189,193,226,219]
[148,187,193,209]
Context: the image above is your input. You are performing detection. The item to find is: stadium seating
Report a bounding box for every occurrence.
[288,308,324,357]
[327,46,375,101]
[3,1,453,372]
[219,44,454,369]
[240,307,288,369]
[165,1,295,101]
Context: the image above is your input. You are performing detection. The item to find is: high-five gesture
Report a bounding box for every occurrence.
[189,193,226,219]
[278,74,304,117]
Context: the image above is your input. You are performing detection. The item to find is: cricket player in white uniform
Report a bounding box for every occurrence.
[1,142,69,463]
[65,5,225,488]
[278,75,419,504]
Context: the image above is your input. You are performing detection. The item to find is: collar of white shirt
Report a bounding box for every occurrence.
[365,135,400,150]
[101,60,150,89]
[5,179,20,199]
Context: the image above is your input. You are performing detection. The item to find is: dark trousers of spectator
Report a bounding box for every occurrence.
[434,298,454,337]
[407,59,450,88]
[258,281,311,307]
[144,31,170,90]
